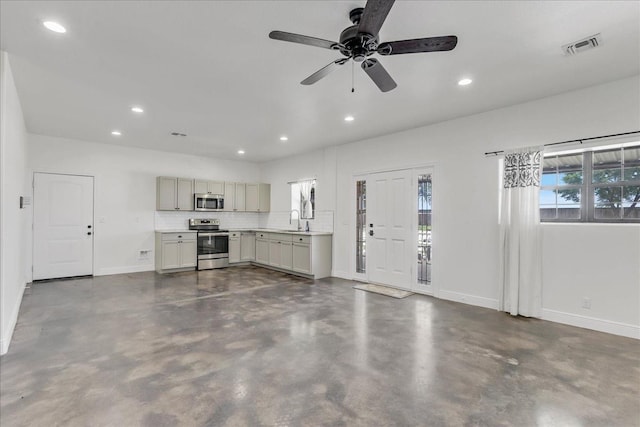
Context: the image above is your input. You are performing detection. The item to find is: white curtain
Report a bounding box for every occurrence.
[299,180,313,218]
[499,147,543,317]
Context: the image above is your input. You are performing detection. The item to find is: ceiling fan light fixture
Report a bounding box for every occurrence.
[43,21,66,33]
[458,78,473,86]
[344,115,355,122]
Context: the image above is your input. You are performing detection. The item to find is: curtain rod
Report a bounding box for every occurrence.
[287,177,316,185]
[484,130,640,156]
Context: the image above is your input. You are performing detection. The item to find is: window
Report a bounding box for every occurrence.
[290,180,316,219]
[540,144,640,222]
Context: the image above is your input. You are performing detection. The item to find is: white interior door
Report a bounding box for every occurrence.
[33,173,94,280]
[367,170,413,289]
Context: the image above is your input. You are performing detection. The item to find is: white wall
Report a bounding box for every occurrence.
[261,75,640,338]
[0,52,29,355]
[260,145,337,233]
[27,135,262,276]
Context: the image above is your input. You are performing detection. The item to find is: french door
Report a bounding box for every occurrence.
[33,173,94,280]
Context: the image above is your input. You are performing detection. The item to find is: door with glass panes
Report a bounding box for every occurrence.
[355,168,434,293]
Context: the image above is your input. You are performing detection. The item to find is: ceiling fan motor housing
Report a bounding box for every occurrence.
[339,9,379,62]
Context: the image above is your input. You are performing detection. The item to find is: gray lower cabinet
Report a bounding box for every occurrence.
[255,235,269,264]
[229,231,255,264]
[155,232,197,272]
[292,242,311,274]
[229,232,241,264]
[240,232,256,261]
[254,232,331,279]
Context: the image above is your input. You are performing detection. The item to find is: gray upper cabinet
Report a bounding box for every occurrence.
[157,177,194,211]
[224,182,246,212]
[194,180,224,195]
[246,183,270,212]
[157,176,268,213]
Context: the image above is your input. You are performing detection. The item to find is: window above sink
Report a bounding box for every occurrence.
[290,179,316,219]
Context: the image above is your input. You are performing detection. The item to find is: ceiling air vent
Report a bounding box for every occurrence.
[563,33,602,56]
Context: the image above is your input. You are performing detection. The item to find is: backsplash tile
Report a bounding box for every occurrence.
[155,210,334,233]
[155,211,259,231]
[258,210,334,233]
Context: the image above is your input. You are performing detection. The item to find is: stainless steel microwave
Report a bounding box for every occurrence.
[194,193,224,211]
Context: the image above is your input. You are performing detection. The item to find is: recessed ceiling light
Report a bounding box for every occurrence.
[237,150,245,155]
[344,115,355,122]
[111,130,122,136]
[458,78,473,86]
[280,136,288,141]
[131,106,144,113]
[43,21,66,33]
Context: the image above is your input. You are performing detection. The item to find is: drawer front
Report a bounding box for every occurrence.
[269,233,293,243]
[293,235,311,244]
[161,232,196,242]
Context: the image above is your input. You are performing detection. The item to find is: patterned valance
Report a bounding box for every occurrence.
[503,149,542,188]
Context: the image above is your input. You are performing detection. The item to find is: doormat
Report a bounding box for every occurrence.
[353,284,414,299]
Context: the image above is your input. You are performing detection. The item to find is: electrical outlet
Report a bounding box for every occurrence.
[138,249,151,261]
[582,297,592,309]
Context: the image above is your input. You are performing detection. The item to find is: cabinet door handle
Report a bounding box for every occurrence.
[178,235,182,238]
[87,232,92,235]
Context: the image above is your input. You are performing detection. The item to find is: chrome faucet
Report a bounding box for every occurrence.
[290,209,302,231]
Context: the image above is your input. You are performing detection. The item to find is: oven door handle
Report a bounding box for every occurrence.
[198,233,229,237]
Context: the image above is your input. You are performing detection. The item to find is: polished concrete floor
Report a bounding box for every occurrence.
[1,266,639,426]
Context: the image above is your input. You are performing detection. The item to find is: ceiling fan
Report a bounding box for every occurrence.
[269,0,458,92]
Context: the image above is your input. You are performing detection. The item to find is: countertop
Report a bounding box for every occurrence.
[231,228,333,236]
[155,229,332,236]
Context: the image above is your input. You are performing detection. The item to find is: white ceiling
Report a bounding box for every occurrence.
[1,1,639,162]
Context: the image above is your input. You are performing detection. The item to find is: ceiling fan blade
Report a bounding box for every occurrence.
[378,35,458,55]
[269,30,340,50]
[358,0,395,36]
[301,58,349,85]
[361,58,397,92]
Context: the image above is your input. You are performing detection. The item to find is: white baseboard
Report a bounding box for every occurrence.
[1,281,26,356]
[95,264,154,276]
[542,309,639,339]
[331,270,351,280]
[438,289,499,310]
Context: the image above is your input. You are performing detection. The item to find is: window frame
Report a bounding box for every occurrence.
[540,144,640,223]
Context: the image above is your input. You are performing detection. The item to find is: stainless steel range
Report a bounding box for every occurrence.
[189,218,229,270]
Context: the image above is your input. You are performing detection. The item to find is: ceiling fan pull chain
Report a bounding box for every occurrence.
[351,60,355,93]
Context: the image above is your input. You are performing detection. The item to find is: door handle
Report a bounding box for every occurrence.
[87,225,92,229]
[87,232,92,235]
[369,230,374,236]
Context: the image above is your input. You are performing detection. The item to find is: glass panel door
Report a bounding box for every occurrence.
[417,173,432,286]
[356,180,366,274]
